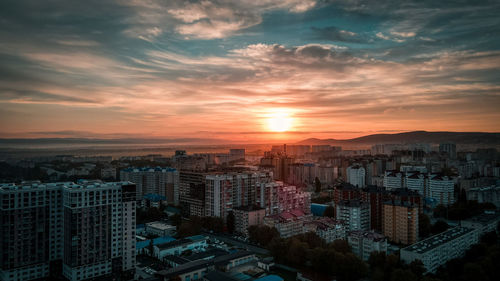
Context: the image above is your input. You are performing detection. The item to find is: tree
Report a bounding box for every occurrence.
[287,238,308,265]
[148,239,154,257]
[419,213,432,238]
[299,232,325,249]
[409,260,425,279]
[226,211,235,234]
[391,269,417,281]
[315,177,322,193]
[431,220,449,234]
[368,251,386,270]
[177,221,201,238]
[248,225,280,247]
[329,239,351,254]
[433,204,447,218]
[323,205,335,218]
[462,263,487,281]
[170,213,182,228]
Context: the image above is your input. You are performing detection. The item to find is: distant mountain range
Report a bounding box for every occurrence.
[296,131,500,146]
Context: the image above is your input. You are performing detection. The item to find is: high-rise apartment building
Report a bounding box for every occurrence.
[360,186,389,232]
[255,181,311,215]
[426,174,455,206]
[120,167,179,204]
[205,174,234,219]
[439,142,457,159]
[0,181,136,281]
[260,152,294,182]
[405,171,425,195]
[382,200,418,245]
[347,165,366,187]
[383,170,403,190]
[335,200,370,231]
[208,172,274,219]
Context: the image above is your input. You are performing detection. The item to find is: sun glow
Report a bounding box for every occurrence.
[266,112,294,132]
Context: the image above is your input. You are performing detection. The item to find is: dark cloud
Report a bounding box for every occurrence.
[0,89,96,104]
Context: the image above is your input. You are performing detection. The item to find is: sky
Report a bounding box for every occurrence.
[0,0,499,143]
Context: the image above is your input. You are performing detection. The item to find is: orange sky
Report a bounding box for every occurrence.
[1,1,499,142]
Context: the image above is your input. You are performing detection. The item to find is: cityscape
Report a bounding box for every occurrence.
[1,1,500,281]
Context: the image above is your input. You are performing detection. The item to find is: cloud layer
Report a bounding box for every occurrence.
[0,0,499,141]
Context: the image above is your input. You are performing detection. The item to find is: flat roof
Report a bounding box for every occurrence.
[402,227,476,254]
[254,275,284,281]
[146,221,176,230]
[136,236,176,250]
[213,250,255,266]
[157,259,212,278]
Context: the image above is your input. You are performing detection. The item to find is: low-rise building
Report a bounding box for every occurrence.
[145,221,176,237]
[157,259,212,281]
[347,230,387,261]
[257,257,275,271]
[263,210,312,238]
[400,227,479,273]
[303,217,346,243]
[213,250,257,271]
[154,235,208,260]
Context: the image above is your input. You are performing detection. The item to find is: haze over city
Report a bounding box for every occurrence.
[1,0,499,143]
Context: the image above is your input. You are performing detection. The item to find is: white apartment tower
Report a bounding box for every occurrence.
[347,165,366,187]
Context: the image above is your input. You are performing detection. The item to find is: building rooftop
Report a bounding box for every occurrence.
[402,227,476,254]
[383,200,419,208]
[157,259,212,278]
[163,255,190,265]
[121,166,177,173]
[143,193,167,202]
[213,250,255,266]
[185,248,228,261]
[0,181,133,191]
[254,275,284,281]
[311,203,328,216]
[348,230,386,242]
[337,199,368,208]
[136,235,176,250]
[145,221,176,231]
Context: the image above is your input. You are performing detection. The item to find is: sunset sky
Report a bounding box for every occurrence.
[0,0,499,142]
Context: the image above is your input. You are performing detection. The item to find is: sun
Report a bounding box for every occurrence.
[267,112,294,132]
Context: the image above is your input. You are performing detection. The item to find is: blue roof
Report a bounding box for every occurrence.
[143,193,167,202]
[311,203,328,216]
[136,224,145,229]
[136,235,177,250]
[187,235,206,241]
[166,206,181,214]
[254,275,284,281]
